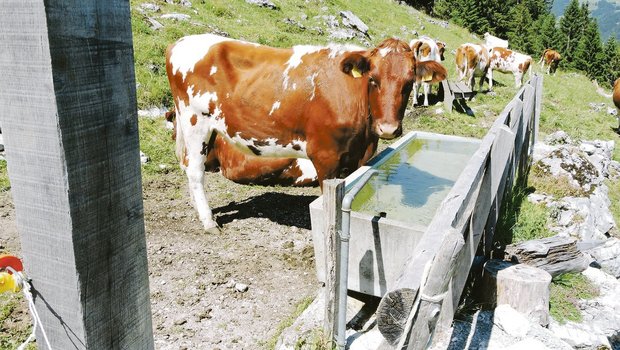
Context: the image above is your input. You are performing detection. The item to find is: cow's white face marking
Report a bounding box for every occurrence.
[269,101,281,116]
[210,66,217,75]
[294,159,318,184]
[170,34,233,81]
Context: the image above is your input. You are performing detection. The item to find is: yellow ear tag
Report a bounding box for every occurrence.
[351,67,362,78]
[422,72,434,82]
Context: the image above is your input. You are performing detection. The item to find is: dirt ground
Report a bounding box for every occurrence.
[0,167,322,349]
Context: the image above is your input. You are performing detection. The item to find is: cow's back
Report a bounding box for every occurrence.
[490,47,531,73]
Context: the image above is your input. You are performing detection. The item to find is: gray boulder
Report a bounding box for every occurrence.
[339,11,369,37]
[245,0,278,10]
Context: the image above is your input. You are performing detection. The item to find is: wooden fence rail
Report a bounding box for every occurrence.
[376,74,543,350]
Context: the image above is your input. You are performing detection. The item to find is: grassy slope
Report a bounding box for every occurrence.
[1,0,619,346]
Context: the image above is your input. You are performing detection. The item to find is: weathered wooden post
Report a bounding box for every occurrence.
[322,179,345,343]
[0,1,154,349]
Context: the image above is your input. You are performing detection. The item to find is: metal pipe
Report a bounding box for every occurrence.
[336,169,378,349]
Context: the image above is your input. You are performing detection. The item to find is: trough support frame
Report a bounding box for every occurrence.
[0,1,154,349]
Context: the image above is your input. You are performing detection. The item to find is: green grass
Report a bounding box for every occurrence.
[550,273,599,324]
[0,294,34,350]
[137,117,182,180]
[0,160,9,192]
[262,296,333,349]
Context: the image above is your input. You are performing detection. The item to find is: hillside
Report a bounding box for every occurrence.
[1,0,620,349]
[551,0,620,40]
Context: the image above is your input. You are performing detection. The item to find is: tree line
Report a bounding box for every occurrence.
[409,0,620,87]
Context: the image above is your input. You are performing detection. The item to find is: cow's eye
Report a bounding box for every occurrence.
[369,77,379,87]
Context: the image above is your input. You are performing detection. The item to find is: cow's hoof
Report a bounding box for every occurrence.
[205,225,221,234]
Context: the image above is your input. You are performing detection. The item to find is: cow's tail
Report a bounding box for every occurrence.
[538,49,549,65]
[168,107,186,165]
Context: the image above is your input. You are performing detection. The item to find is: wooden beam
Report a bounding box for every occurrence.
[0,1,153,349]
[321,179,345,342]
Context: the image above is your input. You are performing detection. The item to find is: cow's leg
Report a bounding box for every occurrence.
[423,82,430,106]
[412,82,419,106]
[487,69,493,91]
[514,72,523,88]
[183,123,220,233]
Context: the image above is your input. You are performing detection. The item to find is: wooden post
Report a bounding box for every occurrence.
[322,179,345,342]
[0,1,154,349]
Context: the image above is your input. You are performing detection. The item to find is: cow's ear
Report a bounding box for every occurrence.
[341,53,370,78]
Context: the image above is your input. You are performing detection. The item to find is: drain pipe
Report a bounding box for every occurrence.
[336,169,378,350]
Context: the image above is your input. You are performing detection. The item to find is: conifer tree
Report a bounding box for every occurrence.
[601,36,620,86]
[559,0,585,66]
[507,3,535,52]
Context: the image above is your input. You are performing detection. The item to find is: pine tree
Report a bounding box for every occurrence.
[559,0,585,66]
[506,3,535,53]
[535,14,560,55]
[432,0,455,19]
[601,36,620,87]
[453,0,489,34]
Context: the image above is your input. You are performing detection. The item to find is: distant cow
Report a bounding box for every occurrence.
[410,37,447,106]
[488,47,532,89]
[166,34,429,232]
[484,32,509,49]
[455,43,491,91]
[539,49,561,75]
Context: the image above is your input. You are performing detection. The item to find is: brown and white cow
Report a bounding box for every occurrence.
[455,43,491,91]
[166,34,422,232]
[488,47,532,89]
[409,37,447,106]
[539,49,561,75]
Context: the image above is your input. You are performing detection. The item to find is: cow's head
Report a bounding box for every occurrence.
[340,38,415,139]
[437,41,446,61]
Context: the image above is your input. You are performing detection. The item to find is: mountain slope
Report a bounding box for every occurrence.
[551,0,620,40]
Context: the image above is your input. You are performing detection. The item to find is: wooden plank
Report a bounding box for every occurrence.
[322,179,345,341]
[0,1,153,348]
[533,75,543,145]
[442,80,455,111]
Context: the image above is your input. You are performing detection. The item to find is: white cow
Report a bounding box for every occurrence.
[484,32,509,49]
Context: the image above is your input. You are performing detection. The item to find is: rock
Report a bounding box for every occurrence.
[494,304,530,337]
[140,151,149,164]
[545,130,572,145]
[160,13,191,21]
[426,18,449,28]
[328,28,356,40]
[527,193,550,204]
[173,317,187,326]
[180,0,191,6]
[282,18,305,30]
[339,11,369,36]
[316,14,339,28]
[138,106,168,118]
[0,134,4,153]
[147,17,164,30]
[141,3,161,11]
[585,238,620,277]
[588,102,606,112]
[608,107,618,116]
[245,0,278,10]
[234,283,248,292]
[505,338,549,350]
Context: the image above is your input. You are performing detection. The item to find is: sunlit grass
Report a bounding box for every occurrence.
[550,273,599,324]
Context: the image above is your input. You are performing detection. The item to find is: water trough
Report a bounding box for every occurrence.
[310,131,481,297]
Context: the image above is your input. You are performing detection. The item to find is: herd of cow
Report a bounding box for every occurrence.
[162,33,578,232]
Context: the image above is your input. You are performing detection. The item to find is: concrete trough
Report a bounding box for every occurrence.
[310,131,481,297]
